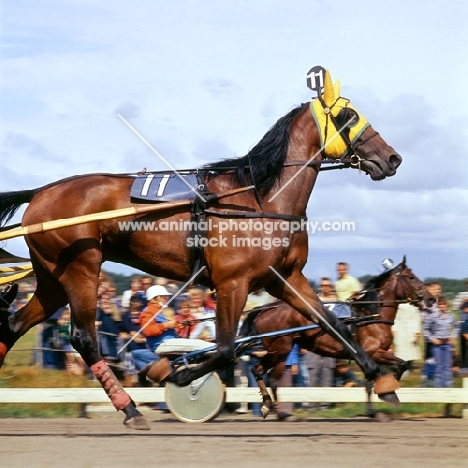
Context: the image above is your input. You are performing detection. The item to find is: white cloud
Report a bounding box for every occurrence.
[1,0,467,280]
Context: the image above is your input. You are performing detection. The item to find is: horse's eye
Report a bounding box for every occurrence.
[336,108,359,128]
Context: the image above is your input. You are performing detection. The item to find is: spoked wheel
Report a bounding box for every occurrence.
[165,367,225,423]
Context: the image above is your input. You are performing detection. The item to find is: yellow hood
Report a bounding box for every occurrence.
[310,70,369,159]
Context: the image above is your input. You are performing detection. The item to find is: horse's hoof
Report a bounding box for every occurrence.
[373,411,393,422]
[146,358,173,383]
[373,373,400,395]
[377,391,401,407]
[261,405,270,419]
[123,415,151,430]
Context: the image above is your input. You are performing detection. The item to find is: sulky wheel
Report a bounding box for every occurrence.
[165,369,225,423]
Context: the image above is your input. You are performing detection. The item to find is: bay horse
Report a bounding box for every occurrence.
[0,70,402,429]
[239,258,433,419]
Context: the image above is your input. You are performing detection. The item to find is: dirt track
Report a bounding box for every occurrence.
[0,412,466,468]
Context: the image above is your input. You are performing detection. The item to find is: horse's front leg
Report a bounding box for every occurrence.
[268,270,400,405]
[251,360,272,418]
[372,349,409,381]
[157,282,248,387]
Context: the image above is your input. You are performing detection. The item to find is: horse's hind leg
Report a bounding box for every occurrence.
[62,267,150,430]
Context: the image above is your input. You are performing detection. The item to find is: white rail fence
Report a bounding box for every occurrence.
[0,381,467,417]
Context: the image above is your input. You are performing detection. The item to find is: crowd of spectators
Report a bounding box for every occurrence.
[5,265,468,418]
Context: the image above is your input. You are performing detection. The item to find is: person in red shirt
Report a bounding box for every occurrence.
[138,285,180,350]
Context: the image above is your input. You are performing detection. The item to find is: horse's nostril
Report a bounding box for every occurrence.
[389,153,402,169]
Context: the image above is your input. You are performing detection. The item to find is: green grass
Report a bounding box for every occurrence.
[297,402,464,419]
[0,366,91,418]
[0,327,92,418]
[3,327,38,367]
[293,362,466,419]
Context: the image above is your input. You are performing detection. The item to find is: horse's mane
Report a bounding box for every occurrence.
[362,269,392,292]
[206,103,308,196]
[351,269,394,316]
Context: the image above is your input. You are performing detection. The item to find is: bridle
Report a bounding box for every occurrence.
[348,264,425,327]
[391,264,425,306]
[314,94,380,170]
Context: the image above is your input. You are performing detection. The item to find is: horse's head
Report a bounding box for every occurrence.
[354,256,433,316]
[310,70,402,180]
[390,256,435,309]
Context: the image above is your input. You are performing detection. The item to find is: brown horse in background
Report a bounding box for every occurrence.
[239,258,433,418]
[0,74,402,429]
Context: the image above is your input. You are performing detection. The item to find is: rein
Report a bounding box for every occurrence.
[91,158,354,180]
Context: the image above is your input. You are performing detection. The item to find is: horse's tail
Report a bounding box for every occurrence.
[0,189,38,227]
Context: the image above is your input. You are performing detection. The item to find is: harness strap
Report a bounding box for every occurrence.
[204,209,307,222]
[354,319,394,328]
[352,130,380,150]
[188,171,211,283]
[189,199,206,279]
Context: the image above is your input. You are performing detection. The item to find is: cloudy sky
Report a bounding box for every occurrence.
[1,0,467,282]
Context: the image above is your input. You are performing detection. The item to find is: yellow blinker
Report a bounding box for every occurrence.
[310,70,370,159]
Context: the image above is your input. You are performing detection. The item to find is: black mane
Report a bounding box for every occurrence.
[351,269,393,316]
[362,269,392,292]
[206,103,308,196]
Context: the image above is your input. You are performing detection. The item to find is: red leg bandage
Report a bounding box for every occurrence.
[90,360,132,410]
[0,342,8,367]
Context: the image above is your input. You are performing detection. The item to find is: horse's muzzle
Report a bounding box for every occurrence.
[361,152,402,180]
[388,153,402,172]
[423,296,436,308]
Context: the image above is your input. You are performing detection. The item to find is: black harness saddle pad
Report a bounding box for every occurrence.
[130,173,200,203]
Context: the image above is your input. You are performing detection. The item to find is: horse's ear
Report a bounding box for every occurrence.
[333,78,341,99]
[323,70,336,107]
[402,255,407,267]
